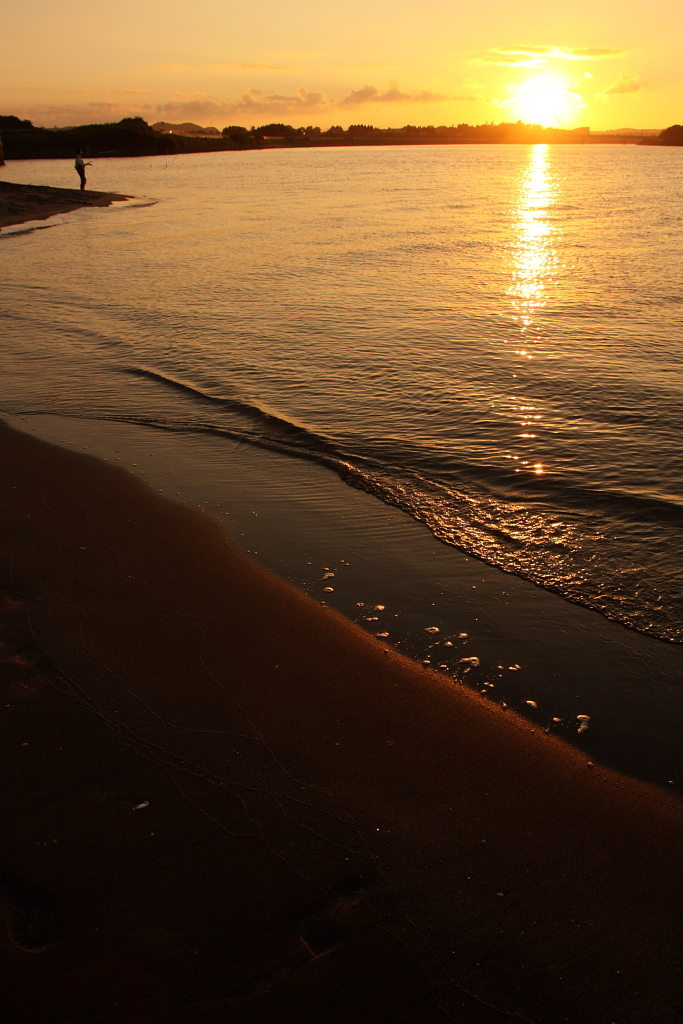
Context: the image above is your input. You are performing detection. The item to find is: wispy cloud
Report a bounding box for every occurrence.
[156,81,466,122]
[338,64,405,70]
[472,45,627,68]
[339,80,474,106]
[602,73,643,95]
[473,55,547,69]
[230,63,292,71]
[21,80,476,128]
[339,82,448,105]
[501,46,626,59]
[153,62,293,73]
[156,88,328,121]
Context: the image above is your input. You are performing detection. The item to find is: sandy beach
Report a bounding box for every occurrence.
[0,180,131,229]
[1,417,682,1023]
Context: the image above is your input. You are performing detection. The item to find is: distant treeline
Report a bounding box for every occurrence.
[230,121,675,146]
[0,117,251,159]
[234,121,594,145]
[1,115,682,160]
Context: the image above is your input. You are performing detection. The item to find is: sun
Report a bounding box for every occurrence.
[513,74,576,127]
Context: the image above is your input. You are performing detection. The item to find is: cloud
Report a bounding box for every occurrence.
[152,62,292,73]
[603,73,642,95]
[157,81,466,121]
[473,45,627,67]
[230,63,292,71]
[472,55,547,68]
[156,88,328,121]
[338,80,471,106]
[502,46,626,59]
[20,80,476,128]
[339,64,405,70]
[339,83,411,105]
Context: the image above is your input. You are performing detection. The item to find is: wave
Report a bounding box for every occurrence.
[342,465,683,644]
[120,366,342,459]
[0,224,57,240]
[119,368,683,530]
[27,365,683,645]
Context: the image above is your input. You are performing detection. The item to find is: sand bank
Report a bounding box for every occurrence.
[0,180,131,229]
[0,418,682,1023]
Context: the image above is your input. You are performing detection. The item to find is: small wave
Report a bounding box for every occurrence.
[446,463,683,527]
[114,198,161,212]
[122,366,234,407]
[0,224,57,240]
[342,463,683,644]
[120,366,344,460]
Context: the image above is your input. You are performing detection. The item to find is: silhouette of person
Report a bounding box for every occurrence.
[74,150,91,191]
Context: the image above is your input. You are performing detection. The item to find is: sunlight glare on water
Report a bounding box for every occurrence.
[506,144,559,479]
[510,143,556,321]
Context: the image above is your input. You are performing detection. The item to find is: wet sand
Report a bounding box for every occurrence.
[0,180,131,229]
[1,418,682,1023]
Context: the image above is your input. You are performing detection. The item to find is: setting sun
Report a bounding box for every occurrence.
[513,74,579,127]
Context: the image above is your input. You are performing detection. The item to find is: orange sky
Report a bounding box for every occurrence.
[3,0,682,129]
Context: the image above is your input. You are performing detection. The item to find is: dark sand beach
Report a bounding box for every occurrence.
[1,418,683,1023]
[0,180,131,229]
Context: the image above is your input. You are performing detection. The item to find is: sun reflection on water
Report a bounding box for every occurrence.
[509,144,559,332]
[503,145,562,478]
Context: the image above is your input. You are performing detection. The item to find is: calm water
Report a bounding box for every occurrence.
[2,144,683,641]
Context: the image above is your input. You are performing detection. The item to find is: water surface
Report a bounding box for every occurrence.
[2,143,682,642]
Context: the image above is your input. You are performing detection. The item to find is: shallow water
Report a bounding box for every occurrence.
[8,409,683,792]
[2,143,683,644]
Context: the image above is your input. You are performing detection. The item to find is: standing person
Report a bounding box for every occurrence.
[74,150,91,190]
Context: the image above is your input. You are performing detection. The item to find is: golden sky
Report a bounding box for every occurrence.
[3,0,681,129]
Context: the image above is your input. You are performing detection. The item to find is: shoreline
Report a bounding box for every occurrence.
[0,179,132,228]
[1,418,683,1022]
[15,410,683,792]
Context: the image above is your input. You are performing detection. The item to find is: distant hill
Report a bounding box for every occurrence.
[640,124,683,146]
[151,122,221,136]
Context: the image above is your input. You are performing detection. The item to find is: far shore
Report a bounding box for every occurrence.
[0,180,131,229]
